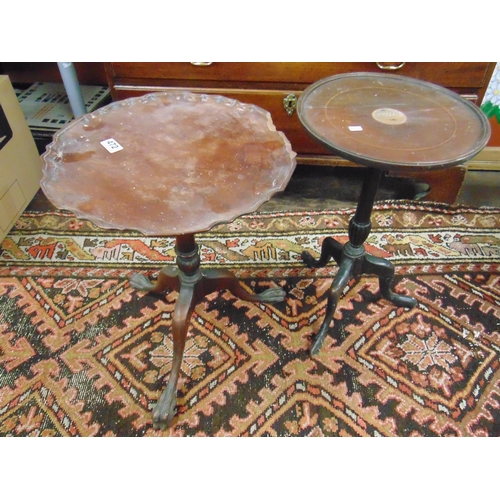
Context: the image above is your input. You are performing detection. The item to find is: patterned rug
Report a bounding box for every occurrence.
[1,201,499,436]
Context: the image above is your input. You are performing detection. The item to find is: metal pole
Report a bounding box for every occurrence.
[57,62,87,118]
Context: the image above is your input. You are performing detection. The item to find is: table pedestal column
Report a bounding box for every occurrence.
[302,168,417,355]
[129,233,285,430]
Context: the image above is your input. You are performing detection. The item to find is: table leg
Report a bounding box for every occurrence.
[152,276,197,429]
[362,253,417,309]
[198,268,286,303]
[302,236,343,269]
[303,167,417,355]
[129,233,286,429]
[309,256,353,355]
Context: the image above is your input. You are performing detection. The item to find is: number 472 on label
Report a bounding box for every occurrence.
[100,138,124,153]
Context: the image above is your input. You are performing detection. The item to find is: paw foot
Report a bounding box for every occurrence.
[257,287,286,303]
[129,273,155,291]
[151,388,177,430]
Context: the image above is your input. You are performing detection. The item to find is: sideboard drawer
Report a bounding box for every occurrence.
[107,62,492,94]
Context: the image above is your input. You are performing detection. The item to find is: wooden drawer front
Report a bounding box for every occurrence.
[108,62,492,91]
[112,86,328,155]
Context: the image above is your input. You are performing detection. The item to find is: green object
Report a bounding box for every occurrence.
[481,101,500,123]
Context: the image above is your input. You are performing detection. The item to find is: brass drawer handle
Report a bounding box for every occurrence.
[190,62,213,66]
[376,62,406,71]
[283,94,298,116]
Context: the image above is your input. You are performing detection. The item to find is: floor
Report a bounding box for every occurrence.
[453,169,500,208]
[258,165,500,212]
[28,164,499,214]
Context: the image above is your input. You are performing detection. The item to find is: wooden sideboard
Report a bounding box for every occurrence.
[104,62,495,204]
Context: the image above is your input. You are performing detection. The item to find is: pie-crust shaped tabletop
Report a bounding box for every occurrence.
[41,91,297,235]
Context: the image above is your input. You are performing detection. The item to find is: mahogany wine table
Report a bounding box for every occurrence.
[41,91,297,429]
[297,72,491,355]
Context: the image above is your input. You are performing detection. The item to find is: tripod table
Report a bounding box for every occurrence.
[297,72,491,355]
[41,91,297,429]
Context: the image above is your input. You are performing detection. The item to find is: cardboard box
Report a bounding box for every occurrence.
[0,75,42,243]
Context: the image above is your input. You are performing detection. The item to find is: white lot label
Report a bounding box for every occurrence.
[100,138,123,153]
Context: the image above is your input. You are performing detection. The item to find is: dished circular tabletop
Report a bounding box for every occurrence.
[297,72,491,171]
[41,91,297,235]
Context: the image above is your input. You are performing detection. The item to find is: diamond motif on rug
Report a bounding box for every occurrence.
[1,203,500,435]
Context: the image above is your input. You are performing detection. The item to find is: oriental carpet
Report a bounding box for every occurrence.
[0,201,499,436]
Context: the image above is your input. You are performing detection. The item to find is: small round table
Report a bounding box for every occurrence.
[41,91,297,429]
[297,72,491,355]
